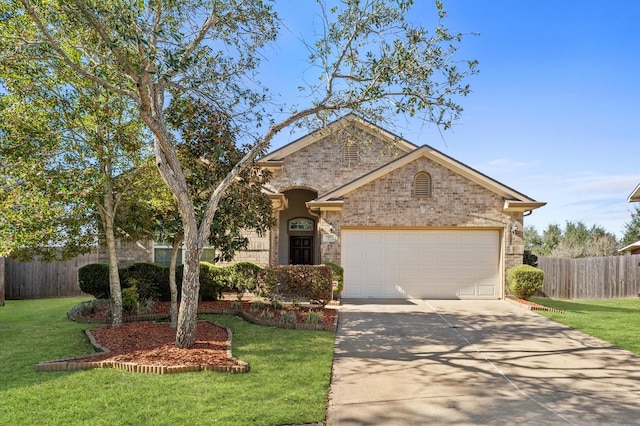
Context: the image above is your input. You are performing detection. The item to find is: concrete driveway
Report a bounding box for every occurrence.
[326,299,640,425]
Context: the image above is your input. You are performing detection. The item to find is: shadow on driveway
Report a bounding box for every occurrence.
[326,299,640,425]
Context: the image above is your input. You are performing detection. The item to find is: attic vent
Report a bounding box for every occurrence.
[412,172,432,198]
[343,143,359,164]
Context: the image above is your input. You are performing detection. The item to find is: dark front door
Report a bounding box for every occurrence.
[290,236,313,265]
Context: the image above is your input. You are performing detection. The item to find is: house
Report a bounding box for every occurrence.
[619,182,640,255]
[629,183,640,202]
[246,115,545,299]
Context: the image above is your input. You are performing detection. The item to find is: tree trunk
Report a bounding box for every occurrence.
[168,234,183,329]
[101,197,123,327]
[175,228,202,348]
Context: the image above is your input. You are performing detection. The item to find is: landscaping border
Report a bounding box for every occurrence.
[506,296,565,314]
[35,320,250,375]
[67,305,339,332]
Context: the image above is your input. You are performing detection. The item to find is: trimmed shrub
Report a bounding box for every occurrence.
[78,263,112,299]
[228,262,263,300]
[120,262,167,301]
[523,250,538,267]
[322,262,344,299]
[257,267,279,297]
[199,262,228,301]
[507,264,544,300]
[258,265,333,306]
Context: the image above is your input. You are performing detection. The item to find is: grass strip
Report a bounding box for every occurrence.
[531,297,640,355]
[0,297,335,426]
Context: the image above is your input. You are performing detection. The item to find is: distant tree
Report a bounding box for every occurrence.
[524,226,543,257]
[525,221,618,259]
[620,206,640,248]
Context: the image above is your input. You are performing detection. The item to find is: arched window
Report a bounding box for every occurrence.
[412,172,432,198]
[288,218,314,231]
[343,143,359,164]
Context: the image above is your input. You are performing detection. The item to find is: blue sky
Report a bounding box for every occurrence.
[264,0,640,238]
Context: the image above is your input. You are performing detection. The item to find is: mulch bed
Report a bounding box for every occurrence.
[74,299,338,330]
[36,299,338,374]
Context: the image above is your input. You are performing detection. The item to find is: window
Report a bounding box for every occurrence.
[343,143,359,164]
[153,244,216,265]
[289,218,314,231]
[412,172,432,198]
[153,246,183,267]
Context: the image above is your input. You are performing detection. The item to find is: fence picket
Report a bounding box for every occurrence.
[538,255,640,299]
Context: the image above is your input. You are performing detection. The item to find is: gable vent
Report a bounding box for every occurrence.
[343,144,359,164]
[412,172,432,198]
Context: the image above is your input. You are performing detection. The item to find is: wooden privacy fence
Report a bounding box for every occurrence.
[538,255,640,299]
[3,252,99,299]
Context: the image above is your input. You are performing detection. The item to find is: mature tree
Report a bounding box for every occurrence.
[3,0,477,347]
[620,206,640,248]
[0,53,148,325]
[119,97,275,328]
[525,222,618,258]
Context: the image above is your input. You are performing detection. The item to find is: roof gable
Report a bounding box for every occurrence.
[309,144,545,211]
[259,114,417,163]
[629,183,640,202]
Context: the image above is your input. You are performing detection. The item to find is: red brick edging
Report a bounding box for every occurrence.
[35,321,250,375]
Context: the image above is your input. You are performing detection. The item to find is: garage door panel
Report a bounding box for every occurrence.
[341,229,500,299]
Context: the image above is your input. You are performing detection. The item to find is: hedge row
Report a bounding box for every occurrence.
[78,262,341,306]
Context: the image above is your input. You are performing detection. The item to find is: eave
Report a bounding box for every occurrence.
[629,183,640,202]
[503,200,547,212]
[268,193,288,211]
[305,200,344,212]
[256,160,284,171]
[618,240,640,253]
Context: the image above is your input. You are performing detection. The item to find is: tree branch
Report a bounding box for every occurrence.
[19,0,137,101]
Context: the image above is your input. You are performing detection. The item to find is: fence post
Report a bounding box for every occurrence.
[0,257,5,306]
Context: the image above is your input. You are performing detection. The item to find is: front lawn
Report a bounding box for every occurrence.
[531,297,640,355]
[0,297,335,426]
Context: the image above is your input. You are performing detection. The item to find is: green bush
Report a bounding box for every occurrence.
[120,262,167,301]
[78,263,112,299]
[304,310,324,324]
[507,264,544,300]
[257,267,279,297]
[199,262,228,301]
[258,265,333,306]
[122,286,139,312]
[228,262,263,300]
[322,262,344,299]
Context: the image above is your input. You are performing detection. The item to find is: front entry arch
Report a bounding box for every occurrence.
[278,189,318,265]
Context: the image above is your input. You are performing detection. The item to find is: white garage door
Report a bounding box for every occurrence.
[341,229,500,299]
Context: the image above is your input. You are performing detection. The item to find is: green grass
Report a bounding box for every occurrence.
[531,297,640,354]
[0,297,335,426]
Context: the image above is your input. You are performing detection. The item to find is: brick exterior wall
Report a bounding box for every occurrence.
[263,125,526,295]
[98,240,153,267]
[268,127,406,194]
[315,156,525,285]
[216,229,271,267]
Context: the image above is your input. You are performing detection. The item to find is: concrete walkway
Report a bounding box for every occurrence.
[326,299,640,425]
